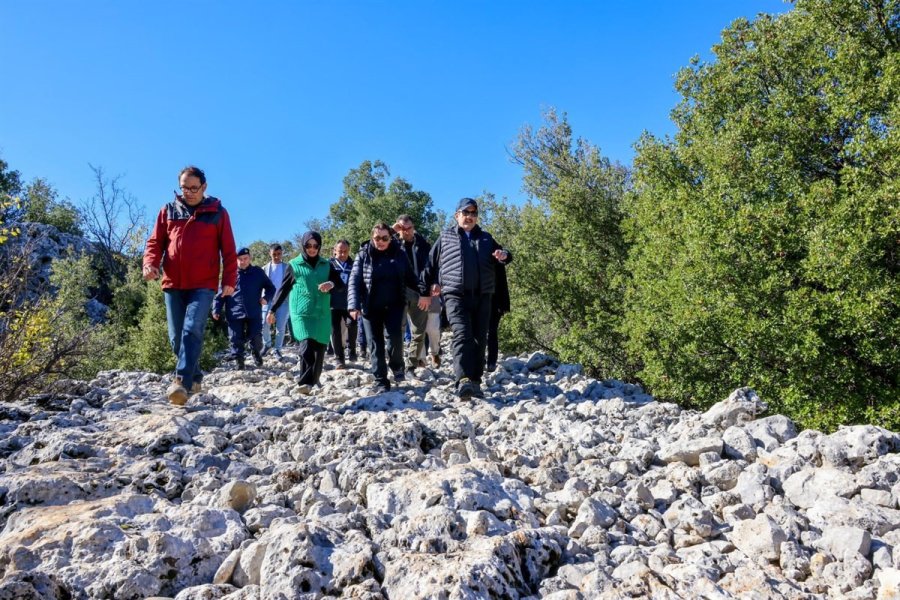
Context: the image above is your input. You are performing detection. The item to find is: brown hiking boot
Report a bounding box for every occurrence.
[167,377,188,406]
[431,354,441,368]
[191,381,202,395]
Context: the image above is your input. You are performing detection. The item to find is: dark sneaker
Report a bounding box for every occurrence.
[260,346,270,357]
[417,359,427,369]
[486,362,497,373]
[274,349,283,360]
[167,378,188,406]
[252,351,263,367]
[393,371,405,383]
[236,357,245,371]
[348,354,357,362]
[373,381,390,394]
[472,383,485,399]
[456,378,475,400]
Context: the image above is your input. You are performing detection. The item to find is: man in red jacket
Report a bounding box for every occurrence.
[143,166,237,405]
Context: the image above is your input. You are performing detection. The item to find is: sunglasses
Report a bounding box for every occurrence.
[460,209,478,217]
[305,243,320,249]
[372,235,390,242]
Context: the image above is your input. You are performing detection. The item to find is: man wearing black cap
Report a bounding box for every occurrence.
[213,247,276,369]
[419,198,512,399]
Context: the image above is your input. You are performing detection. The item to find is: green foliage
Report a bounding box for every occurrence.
[23,178,83,236]
[497,109,634,379]
[624,0,899,431]
[323,160,442,249]
[0,247,100,402]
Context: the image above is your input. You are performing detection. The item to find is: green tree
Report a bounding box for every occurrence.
[325,160,440,248]
[500,109,634,379]
[23,178,83,235]
[625,0,899,430]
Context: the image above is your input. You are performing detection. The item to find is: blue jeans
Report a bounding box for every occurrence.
[262,303,289,350]
[163,288,216,389]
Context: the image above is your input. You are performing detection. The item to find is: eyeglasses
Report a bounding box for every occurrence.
[305,243,320,249]
[180,185,203,193]
[460,209,478,217]
[372,235,390,242]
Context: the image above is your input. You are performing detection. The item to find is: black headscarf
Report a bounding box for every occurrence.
[300,231,323,267]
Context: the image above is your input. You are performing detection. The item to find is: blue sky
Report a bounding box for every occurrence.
[0,0,788,246]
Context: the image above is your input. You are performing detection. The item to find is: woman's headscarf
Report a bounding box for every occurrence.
[300,231,323,266]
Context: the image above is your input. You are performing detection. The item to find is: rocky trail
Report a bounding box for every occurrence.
[0,345,898,599]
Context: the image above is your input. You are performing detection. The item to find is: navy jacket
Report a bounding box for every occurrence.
[214,265,275,321]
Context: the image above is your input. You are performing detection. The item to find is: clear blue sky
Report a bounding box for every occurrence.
[1,1,788,247]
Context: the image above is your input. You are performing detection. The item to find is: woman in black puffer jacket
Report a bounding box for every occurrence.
[348,222,420,393]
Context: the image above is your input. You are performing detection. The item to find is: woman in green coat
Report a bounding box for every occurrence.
[268,231,345,390]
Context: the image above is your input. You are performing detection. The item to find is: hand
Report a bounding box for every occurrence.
[492,249,509,262]
[267,312,275,325]
[260,298,268,305]
[318,281,334,292]
[222,285,235,297]
[212,313,219,321]
[142,265,159,281]
[417,296,431,311]
[430,284,441,297]
[349,310,359,321]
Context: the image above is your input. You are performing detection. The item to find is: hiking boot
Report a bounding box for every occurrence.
[190,381,202,395]
[274,349,283,360]
[297,384,312,395]
[260,346,270,357]
[252,350,263,367]
[456,378,475,400]
[236,357,245,371]
[393,370,405,383]
[373,381,390,394]
[417,359,427,369]
[167,377,188,406]
[335,362,346,370]
[431,354,441,368]
[348,352,357,362]
[472,382,485,399]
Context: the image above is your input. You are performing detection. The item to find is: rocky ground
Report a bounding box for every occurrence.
[0,344,898,600]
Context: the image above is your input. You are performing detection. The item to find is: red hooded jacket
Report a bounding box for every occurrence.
[143,196,237,291]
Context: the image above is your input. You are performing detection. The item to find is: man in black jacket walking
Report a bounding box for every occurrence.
[393,214,431,370]
[419,198,512,399]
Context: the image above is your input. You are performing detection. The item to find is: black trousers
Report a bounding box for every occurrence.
[330,309,358,363]
[444,292,493,383]
[227,316,263,359]
[486,309,504,366]
[297,338,327,386]
[361,305,404,385]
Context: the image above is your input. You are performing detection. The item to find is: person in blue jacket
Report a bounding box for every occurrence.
[213,247,276,369]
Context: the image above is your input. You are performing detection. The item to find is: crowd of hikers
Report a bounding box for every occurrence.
[142,165,512,406]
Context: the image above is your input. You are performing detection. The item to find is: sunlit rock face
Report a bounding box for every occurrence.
[0,349,897,599]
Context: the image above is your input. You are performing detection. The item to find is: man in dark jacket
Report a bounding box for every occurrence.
[143,165,237,405]
[329,239,357,368]
[393,214,431,370]
[213,247,275,369]
[419,198,512,399]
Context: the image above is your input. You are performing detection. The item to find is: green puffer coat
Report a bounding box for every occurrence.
[288,256,332,344]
